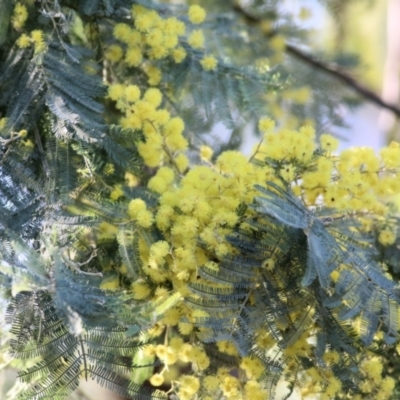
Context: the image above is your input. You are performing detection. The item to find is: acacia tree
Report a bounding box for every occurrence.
[1,1,400,399]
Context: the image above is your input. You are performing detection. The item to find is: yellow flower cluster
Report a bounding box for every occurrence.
[301,363,343,400]
[200,54,218,71]
[128,198,153,228]
[254,118,400,222]
[112,5,187,71]
[110,4,217,83]
[188,5,206,24]
[188,29,204,49]
[12,3,28,30]
[30,29,46,52]
[107,82,189,170]
[355,357,395,400]
[99,108,400,399]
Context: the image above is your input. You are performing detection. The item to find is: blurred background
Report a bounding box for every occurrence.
[240,0,396,155]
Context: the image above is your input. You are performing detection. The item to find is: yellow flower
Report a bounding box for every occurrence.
[108,84,124,101]
[172,46,187,63]
[164,35,178,50]
[240,356,264,379]
[125,47,143,67]
[188,30,204,49]
[12,3,28,30]
[188,5,206,24]
[145,66,162,86]
[98,221,118,240]
[320,133,339,152]
[178,375,200,395]
[104,44,123,62]
[124,85,141,103]
[131,281,151,299]
[135,12,158,32]
[113,23,131,42]
[380,142,400,168]
[16,33,31,48]
[175,154,189,173]
[100,277,120,291]
[144,88,162,107]
[378,229,396,246]
[31,30,45,52]
[128,198,147,219]
[146,28,163,47]
[200,145,213,161]
[258,117,275,133]
[200,54,218,71]
[149,373,164,387]
[136,210,154,228]
[110,185,124,200]
[164,17,186,36]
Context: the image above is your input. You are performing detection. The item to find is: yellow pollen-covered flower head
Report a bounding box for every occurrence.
[188,5,206,24]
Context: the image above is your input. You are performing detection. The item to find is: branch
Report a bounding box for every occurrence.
[233,4,400,118]
[286,44,400,118]
[61,248,103,277]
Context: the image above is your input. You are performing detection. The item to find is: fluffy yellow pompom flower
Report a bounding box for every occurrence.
[145,66,162,86]
[136,210,154,228]
[320,133,339,152]
[135,12,157,32]
[98,221,118,240]
[16,33,31,48]
[131,281,151,299]
[113,23,131,42]
[164,34,179,49]
[108,84,124,101]
[31,30,45,52]
[149,373,164,387]
[258,117,275,133]
[144,88,162,107]
[188,30,204,49]
[128,198,147,219]
[12,3,28,30]
[149,240,170,264]
[146,28,163,47]
[125,47,143,67]
[125,172,139,187]
[378,229,396,246]
[172,46,187,63]
[188,5,206,24]
[164,17,186,36]
[110,185,124,200]
[124,85,141,103]
[104,44,123,62]
[200,55,218,71]
[380,141,400,168]
[203,375,219,391]
[200,145,213,161]
[164,117,185,137]
[178,376,200,395]
[100,277,120,291]
[175,153,189,172]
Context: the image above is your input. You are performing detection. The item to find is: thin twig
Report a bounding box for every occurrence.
[233,4,400,118]
[286,44,400,118]
[61,248,103,277]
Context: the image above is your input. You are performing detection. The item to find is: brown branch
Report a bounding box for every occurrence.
[286,44,400,118]
[233,4,400,119]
